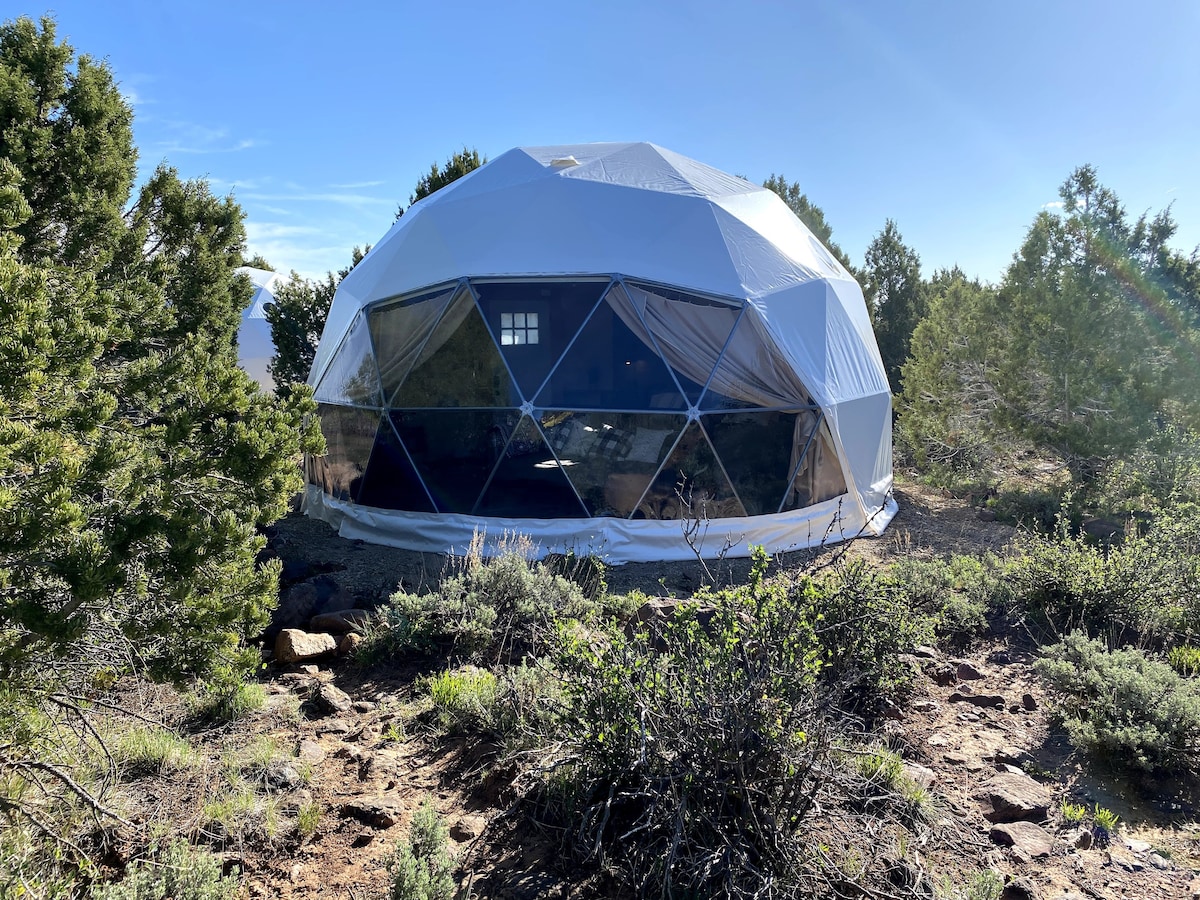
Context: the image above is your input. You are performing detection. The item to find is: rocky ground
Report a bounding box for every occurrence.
[108,481,1200,899]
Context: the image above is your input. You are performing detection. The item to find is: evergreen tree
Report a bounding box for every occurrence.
[395,146,486,220]
[861,220,927,392]
[898,165,1200,479]
[266,245,366,394]
[762,174,854,273]
[0,15,321,687]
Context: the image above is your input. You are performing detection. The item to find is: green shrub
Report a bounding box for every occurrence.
[1035,632,1200,771]
[1168,645,1200,677]
[1092,805,1120,846]
[1003,508,1200,640]
[387,798,455,900]
[887,554,1003,648]
[296,800,321,839]
[1060,801,1087,825]
[89,841,237,900]
[362,546,591,665]
[986,487,1063,532]
[425,667,499,734]
[1090,426,1200,515]
[110,727,197,777]
[542,548,902,895]
[186,657,266,725]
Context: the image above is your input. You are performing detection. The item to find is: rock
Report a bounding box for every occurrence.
[352,829,374,847]
[943,752,969,765]
[978,772,1052,823]
[451,815,486,842]
[1124,838,1151,853]
[1022,693,1038,711]
[1106,849,1144,872]
[978,508,998,522]
[276,583,320,630]
[309,682,353,716]
[352,700,376,713]
[992,747,1028,765]
[989,649,1013,665]
[903,762,937,789]
[999,877,1041,900]
[299,664,319,675]
[912,645,940,660]
[912,699,939,713]
[927,734,950,747]
[297,740,326,764]
[1147,852,1172,870]
[1189,876,1200,898]
[337,632,363,656]
[932,665,958,686]
[990,821,1054,858]
[1064,827,1093,849]
[957,661,985,680]
[275,629,337,664]
[949,691,1006,709]
[264,763,303,791]
[341,797,403,829]
[310,609,371,634]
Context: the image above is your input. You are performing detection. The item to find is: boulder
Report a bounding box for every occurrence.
[989,821,1054,858]
[999,877,1041,900]
[309,682,353,716]
[337,632,363,656]
[978,772,1051,823]
[275,629,337,663]
[341,797,403,828]
[949,691,1006,709]
[310,609,371,634]
[956,661,985,680]
[296,740,326,764]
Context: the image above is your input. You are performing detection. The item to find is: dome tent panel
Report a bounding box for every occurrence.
[550,411,687,518]
[313,312,383,407]
[306,405,382,503]
[388,289,519,409]
[356,416,437,513]
[304,142,896,561]
[235,266,285,391]
[474,415,590,518]
[368,284,459,401]
[471,278,609,401]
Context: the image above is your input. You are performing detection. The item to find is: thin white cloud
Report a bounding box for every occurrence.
[1042,201,1065,210]
[242,191,391,206]
[245,222,322,240]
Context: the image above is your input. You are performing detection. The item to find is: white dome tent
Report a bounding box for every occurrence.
[304,143,896,562]
[236,266,284,391]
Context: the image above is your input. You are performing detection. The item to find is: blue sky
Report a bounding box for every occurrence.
[30,0,1200,282]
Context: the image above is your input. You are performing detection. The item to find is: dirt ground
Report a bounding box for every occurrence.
[102,480,1200,899]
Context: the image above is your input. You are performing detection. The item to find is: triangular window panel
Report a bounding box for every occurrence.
[308,404,381,502]
[472,280,607,402]
[782,416,848,512]
[547,412,685,517]
[313,313,383,407]
[703,411,809,517]
[390,290,519,408]
[474,415,588,518]
[369,284,458,404]
[637,422,745,520]
[356,416,436,513]
[390,409,519,513]
[625,281,743,406]
[534,285,687,411]
[699,314,813,411]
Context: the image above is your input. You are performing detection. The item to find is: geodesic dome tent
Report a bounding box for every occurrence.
[304,143,896,562]
[236,266,285,391]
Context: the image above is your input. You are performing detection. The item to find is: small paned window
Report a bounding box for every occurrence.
[500,312,539,345]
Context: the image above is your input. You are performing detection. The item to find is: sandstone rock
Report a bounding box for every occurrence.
[309,682,353,716]
[352,700,376,713]
[956,661,985,680]
[317,717,353,735]
[341,797,403,828]
[949,691,1006,709]
[992,746,1028,765]
[990,821,1054,858]
[276,629,337,664]
[999,877,1041,900]
[264,763,303,791]
[1147,852,1172,870]
[451,815,486,842]
[297,740,325,764]
[903,762,937,789]
[1124,838,1151,853]
[310,608,371,634]
[337,632,363,656]
[978,772,1051,823]
[1064,827,1092,850]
